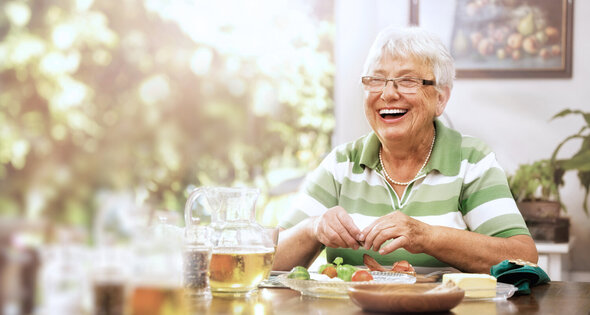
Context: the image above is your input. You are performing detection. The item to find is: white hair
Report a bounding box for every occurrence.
[362,26,455,90]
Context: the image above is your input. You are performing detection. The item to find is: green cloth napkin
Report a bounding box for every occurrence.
[490,259,550,295]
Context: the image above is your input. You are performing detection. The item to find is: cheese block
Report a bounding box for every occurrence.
[442,273,497,298]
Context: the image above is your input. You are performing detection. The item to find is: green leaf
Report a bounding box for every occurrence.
[558,151,590,171]
[551,108,585,120]
[551,134,585,163]
[551,108,574,119]
[579,171,590,216]
[544,108,590,216]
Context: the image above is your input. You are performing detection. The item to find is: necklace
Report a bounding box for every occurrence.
[379,131,436,186]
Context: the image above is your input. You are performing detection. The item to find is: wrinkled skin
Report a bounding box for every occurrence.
[313,206,362,250]
[360,211,431,255]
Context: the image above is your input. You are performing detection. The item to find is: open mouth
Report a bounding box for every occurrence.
[379,108,408,119]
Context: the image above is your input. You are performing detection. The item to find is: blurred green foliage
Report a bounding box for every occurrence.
[508,159,560,203]
[0,0,334,232]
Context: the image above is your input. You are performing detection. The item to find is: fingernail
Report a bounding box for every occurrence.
[358,233,364,241]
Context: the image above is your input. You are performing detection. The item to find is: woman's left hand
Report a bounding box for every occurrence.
[358,211,433,255]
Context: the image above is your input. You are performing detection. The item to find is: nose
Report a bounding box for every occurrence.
[380,80,400,101]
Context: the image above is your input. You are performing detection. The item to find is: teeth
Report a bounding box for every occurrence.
[379,108,407,115]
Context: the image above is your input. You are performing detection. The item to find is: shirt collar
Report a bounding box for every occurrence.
[358,118,462,176]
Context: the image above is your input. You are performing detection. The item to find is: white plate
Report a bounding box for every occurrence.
[276,271,416,299]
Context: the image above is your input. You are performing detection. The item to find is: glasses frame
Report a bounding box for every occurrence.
[360,76,435,94]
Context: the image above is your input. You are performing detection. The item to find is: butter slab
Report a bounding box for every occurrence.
[442,273,497,298]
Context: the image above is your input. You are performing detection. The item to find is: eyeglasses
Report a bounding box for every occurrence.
[361,76,435,94]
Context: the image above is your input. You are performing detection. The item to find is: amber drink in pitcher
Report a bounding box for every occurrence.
[184,187,276,296]
[209,248,274,293]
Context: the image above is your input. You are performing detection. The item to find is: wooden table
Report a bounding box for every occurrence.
[192,282,590,314]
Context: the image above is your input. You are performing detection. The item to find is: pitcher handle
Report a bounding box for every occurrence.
[184,187,207,228]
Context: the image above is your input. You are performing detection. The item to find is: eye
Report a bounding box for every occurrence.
[363,77,386,86]
[397,78,420,88]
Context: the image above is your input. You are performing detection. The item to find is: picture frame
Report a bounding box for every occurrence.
[413,0,573,78]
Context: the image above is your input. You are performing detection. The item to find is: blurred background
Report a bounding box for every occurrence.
[0,0,333,313]
[1,0,589,314]
[0,0,334,231]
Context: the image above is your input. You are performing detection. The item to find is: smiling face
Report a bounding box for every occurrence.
[364,53,449,145]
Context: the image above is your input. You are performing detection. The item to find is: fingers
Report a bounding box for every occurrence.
[361,216,394,251]
[314,207,361,249]
[378,235,408,255]
[359,212,411,252]
[336,210,362,248]
[364,225,398,252]
[358,220,378,244]
[360,225,378,251]
[316,221,348,248]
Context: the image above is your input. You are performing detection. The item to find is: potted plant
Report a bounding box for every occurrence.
[507,109,590,242]
[508,159,562,219]
[549,109,590,217]
[508,159,570,242]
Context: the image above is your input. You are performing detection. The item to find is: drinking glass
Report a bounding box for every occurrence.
[264,226,279,252]
[91,247,130,315]
[129,212,185,315]
[183,226,212,299]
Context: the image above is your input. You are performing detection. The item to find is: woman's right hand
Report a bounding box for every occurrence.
[311,206,362,250]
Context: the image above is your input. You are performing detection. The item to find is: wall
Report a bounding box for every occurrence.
[334,0,590,275]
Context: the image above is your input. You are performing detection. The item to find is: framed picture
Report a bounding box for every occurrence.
[414,0,573,78]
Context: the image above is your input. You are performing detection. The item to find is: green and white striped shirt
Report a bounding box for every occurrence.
[279,119,530,267]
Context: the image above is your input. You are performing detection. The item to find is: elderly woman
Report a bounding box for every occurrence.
[273,26,538,273]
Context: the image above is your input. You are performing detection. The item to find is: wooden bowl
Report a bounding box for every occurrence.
[347,283,465,313]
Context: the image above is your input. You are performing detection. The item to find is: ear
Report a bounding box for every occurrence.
[435,86,450,117]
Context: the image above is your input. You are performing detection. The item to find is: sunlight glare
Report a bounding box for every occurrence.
[252,81,276,116]
[232,304,245,314]
[254,303,266,315]
[75,0,94,11]
[145,0,313,58]
[139,75,171,105]
[11,36,46,65]
[52,76,87,109]
[189,47,213,76]
[25,187,45,219]
[39,51,81,75]
[67,111,100,136]
[11,139,30,169]
[52,23,77,50]
[4,1,31,27]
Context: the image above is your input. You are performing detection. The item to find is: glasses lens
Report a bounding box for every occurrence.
[395,78,420,94]
[362,77,385,92]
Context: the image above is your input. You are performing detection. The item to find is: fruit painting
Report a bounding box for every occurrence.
[441,0,573,78]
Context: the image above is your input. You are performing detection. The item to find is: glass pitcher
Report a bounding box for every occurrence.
[129,211,187,315]
[184,187,275,296]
